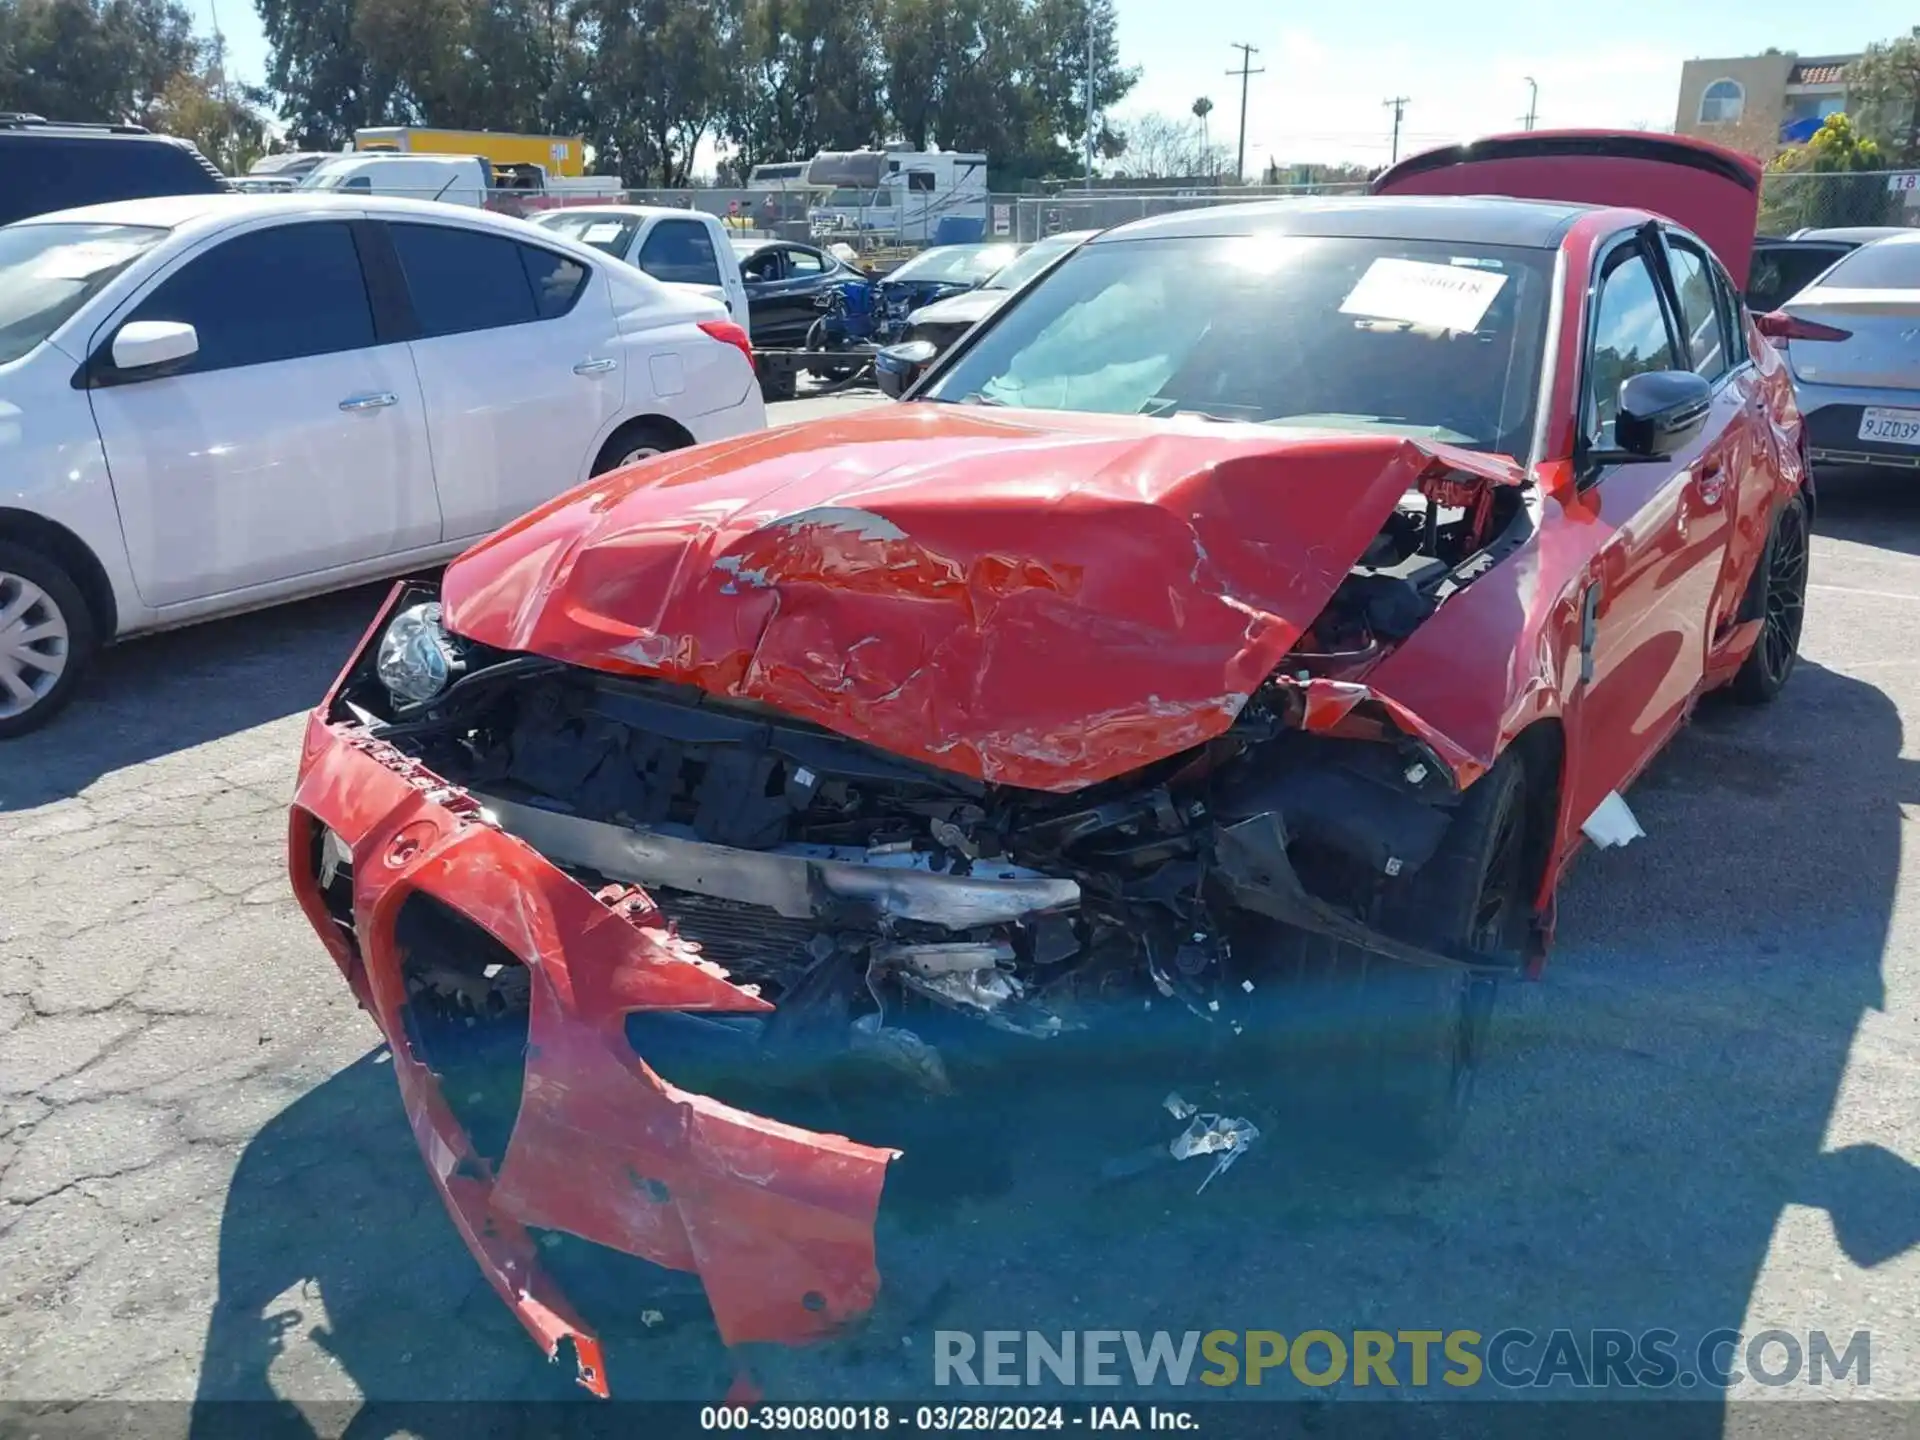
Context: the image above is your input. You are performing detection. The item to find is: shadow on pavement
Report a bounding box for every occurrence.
[0,583,397,814]
[195,660,1920,1434]
[1813,467,1920,557]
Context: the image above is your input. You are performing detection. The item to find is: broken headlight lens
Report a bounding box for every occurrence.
[375,602,460,706]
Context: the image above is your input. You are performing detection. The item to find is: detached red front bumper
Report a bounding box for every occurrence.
[285,590,897,1396]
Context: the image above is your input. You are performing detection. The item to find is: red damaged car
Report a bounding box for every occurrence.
[287,133,1810,1393]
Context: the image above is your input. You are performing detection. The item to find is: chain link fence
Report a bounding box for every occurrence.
[620,188,1002,251]
[995,183,1372,243]
[1758,168,1920,234]
[248,168,1920,253]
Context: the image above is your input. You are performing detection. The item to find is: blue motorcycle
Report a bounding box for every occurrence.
[803,280,890,388]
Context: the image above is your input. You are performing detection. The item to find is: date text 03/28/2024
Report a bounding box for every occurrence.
[699,1406,1191,1431]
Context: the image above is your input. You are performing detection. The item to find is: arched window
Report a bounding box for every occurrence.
[1699,79,1744,125]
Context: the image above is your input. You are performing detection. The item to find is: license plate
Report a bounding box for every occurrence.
[1858,407,1920,444]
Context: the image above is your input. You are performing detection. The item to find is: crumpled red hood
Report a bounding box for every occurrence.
[441,405,1519,792]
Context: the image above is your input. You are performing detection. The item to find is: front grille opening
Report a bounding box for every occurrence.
[647,888,815,996]
[394,893,532,1165]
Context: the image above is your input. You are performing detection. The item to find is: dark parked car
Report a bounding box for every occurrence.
[871,241,1018,324]
[904,229,1097,355]
[731,239,864,348]
[0,114,231,227]
[1747,227,1913,314]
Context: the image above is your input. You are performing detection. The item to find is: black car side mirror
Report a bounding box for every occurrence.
[876,340,938,399]
[1613,370,1713,459]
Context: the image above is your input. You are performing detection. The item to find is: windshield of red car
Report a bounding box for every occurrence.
[919,233,1556,458]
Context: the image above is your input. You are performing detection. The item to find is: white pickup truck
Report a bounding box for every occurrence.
[297,153,622,214]
[530,206,753,336]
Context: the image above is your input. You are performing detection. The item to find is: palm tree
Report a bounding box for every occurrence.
[1192,96,1214,181]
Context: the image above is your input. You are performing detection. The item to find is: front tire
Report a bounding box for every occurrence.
[1731,492,1809,705]
[0,540,97,739]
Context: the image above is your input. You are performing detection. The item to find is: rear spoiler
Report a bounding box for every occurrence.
[1372,130,1764,287]
[1373,131,1761,197]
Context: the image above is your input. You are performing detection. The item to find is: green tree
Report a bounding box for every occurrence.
[580,0,733,184]
[1847,32,1920,166]
[1760,113,1896,233]
[254,0,404,145]
[151,39,270,170]
[875,0,1135,189]
[256,0,590,149]
[0,0,200,125]
[719,0,885,173]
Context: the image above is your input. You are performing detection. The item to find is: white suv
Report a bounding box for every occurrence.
[0,192,765,735]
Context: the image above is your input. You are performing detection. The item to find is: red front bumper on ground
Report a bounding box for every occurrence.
[285,599,898,1396]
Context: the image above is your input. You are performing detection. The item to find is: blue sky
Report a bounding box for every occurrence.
[194,0,1914,167]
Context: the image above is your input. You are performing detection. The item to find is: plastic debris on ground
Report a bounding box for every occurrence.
[1169,1113,1261,1194]
[1100,1094,1259,1191]
[1581,790,1645,849]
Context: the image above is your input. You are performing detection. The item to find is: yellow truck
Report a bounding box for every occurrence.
[351,128,586,178]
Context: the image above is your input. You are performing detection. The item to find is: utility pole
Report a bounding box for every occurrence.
[1384,96,1409,165]
[1523,77,1538,131]
[1084,1,1096,190]
[1226,43,1263,185]
[209,0,230,167]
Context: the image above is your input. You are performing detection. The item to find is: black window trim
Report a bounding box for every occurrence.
[1653,225,1737,390]
[351,219,418,343]
[1710,252,1752,369]
[1575,222,1686,486]
[78,217,389,389]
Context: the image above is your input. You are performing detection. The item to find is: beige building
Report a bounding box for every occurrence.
[1674,52,1856,156]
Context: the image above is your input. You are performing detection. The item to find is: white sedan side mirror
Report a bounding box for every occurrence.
[111,320,199,373]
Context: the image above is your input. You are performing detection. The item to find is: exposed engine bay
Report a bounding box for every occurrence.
[1293,482,1524,670]
[344,479,1529,1082]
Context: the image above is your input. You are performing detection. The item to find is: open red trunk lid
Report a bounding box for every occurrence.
[1372,130,1765,288]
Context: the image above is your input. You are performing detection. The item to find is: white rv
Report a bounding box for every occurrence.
[801,148,989,244]
[744,160,821,192]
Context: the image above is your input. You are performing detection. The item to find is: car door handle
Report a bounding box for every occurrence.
[338,392,398,412]
[573,358,618,375]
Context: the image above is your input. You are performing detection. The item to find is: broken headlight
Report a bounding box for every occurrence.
[375,602,462,707]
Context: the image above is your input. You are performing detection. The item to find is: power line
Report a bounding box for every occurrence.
[1226,43,1265,185]
[1383,96,1410,165]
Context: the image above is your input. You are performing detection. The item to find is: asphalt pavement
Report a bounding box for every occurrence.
[2,396,1917,1429]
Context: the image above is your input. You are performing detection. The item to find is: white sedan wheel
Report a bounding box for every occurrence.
[0,570,70,719]
[615,444,665,468]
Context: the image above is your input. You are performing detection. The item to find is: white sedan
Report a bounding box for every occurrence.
[1759,231,1920,472]
[0,192,764,736]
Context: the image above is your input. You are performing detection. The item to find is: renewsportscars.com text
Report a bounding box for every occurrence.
[932,1328,1872,1391]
